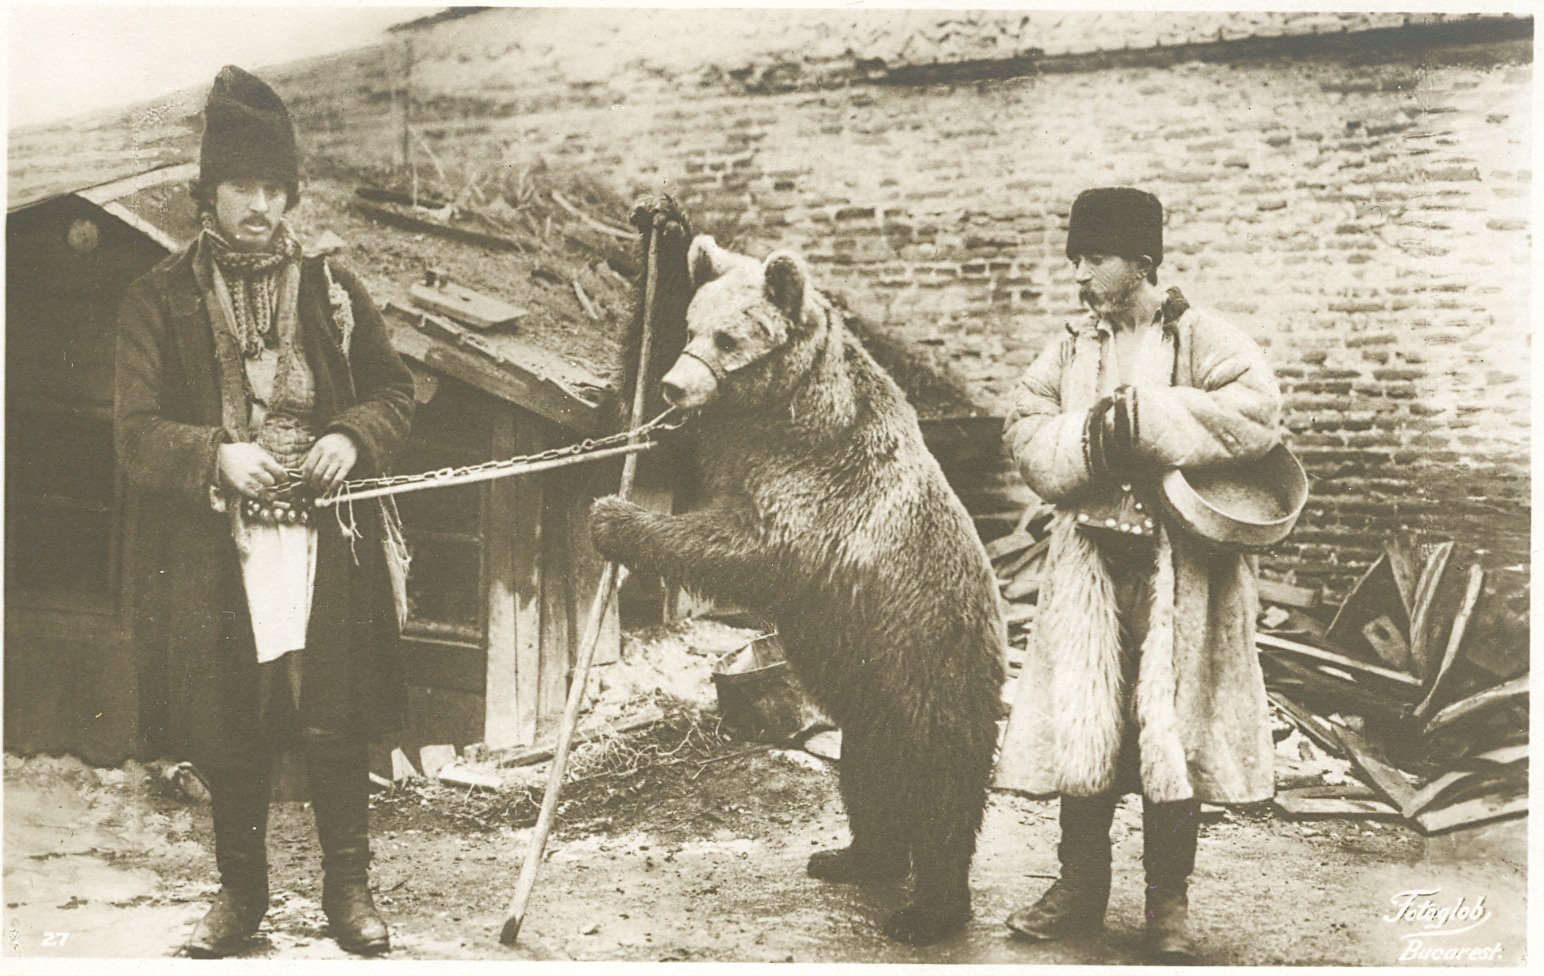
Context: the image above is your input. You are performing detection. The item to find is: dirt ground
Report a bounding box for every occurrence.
[2,626,1530,967]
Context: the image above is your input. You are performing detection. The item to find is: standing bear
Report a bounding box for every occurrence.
[591,202,1006,945]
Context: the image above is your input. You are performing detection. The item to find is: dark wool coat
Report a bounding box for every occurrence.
[115,246,415,762]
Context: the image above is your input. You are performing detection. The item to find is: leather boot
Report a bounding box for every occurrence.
[187,761,272,957]
[1006,792,1118,941]
[1143,796,1201,963]
[305,734,390,955]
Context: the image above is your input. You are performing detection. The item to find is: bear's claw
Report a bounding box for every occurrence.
[881,899,971,946]
[806,845,909,884]
[629,194,691,242]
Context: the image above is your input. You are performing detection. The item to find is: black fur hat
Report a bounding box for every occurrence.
[1066,187,1162,267]
[196,65,300,208]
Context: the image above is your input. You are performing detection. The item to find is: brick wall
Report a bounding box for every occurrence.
[282,12,1531,637]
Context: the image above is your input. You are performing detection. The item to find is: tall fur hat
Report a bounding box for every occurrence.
[197,65,300,207]
[1066,187,1162,267]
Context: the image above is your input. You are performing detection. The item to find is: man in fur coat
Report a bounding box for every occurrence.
[116,66,414,957]
[995,187,1282,962]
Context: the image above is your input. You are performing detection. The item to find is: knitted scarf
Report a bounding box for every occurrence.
[193,216,315,468]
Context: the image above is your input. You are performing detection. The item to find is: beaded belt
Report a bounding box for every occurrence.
[239,495,315,525]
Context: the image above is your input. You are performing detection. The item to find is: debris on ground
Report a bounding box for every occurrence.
[1256,535,1527,834]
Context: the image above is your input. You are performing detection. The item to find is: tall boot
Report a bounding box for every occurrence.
[1006,792,1119,941]
[304,733,390,955]
[1142,796,1201,963]
[187,759,272,957]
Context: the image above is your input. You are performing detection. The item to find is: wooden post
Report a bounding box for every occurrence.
[400,38,414,183]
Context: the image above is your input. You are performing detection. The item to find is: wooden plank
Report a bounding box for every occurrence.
[1257,577,1321,610]
[1267,691,1342,755]
[510,415,546,747]
[1384,536,1424,615]
[1360,615,1411,670]
[1329,722,1419,811]
[1405,540,1455,684]
[385,305,602,434]
[1275,792,1401,820]
[1415,790,1527,836]
[1423,675,1529,737]
[534,421,571,731]
[1256,633,1420,690]
[352,196,524,252]
[1412,564,1485,719]
[494,706,667,768]
[1262,655,1409,718]
[483,410,526,749]
[409,279,527,331]
[986,530,1035,563]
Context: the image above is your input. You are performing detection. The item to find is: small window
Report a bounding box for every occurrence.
[392,380,491,645]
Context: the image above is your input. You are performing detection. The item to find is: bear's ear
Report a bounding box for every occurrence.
[688,235,731,287]
[763,251,806,319]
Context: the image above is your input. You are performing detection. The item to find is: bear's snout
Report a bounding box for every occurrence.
[660,354,719,409]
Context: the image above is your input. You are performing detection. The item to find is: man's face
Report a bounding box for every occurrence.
[213,179,289,251]
[1072,253,1146,317]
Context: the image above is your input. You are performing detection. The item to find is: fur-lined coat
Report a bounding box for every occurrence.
[994,293,1282,804]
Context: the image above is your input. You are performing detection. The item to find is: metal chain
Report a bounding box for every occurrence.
[289,406,685,507]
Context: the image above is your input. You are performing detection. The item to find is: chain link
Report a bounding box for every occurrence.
[306,406,685,505]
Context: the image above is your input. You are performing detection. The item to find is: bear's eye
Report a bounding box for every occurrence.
[713,332,739,353]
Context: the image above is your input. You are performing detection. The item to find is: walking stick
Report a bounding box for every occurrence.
[500,221,665,946]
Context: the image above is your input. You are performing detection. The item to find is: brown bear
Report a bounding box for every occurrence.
[591,203,1006,946]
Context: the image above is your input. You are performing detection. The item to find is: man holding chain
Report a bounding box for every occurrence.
[116,65,415,957]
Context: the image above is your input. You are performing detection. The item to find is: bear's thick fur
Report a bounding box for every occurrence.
[592,201,1005,945]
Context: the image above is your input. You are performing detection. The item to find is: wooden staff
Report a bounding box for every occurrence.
[500,221,664,946]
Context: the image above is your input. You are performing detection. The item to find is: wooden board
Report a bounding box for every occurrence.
[1330,722,1419,810]
[1257,577,1321,610]
[1405,540,1456,684]
[1275,792,1401,820]
[536,419,572,730]
[510,415,546,746]
[1267,691,1342,755]
[1325,552,1408,664]
[1424,675,1529,737]
[410,280,527,331]
[1412,564,1484,719]
[1257,633,1420,691]
[483,411,526,749]
[1360,615,1411,671]
[1415,790,1528,836]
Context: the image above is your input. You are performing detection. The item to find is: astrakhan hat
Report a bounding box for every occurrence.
[1066,187,1163,266]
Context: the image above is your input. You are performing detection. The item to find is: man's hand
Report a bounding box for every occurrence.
[218,442,288,500]
[299,432,359,494]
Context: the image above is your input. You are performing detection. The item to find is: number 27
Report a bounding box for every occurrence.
[43,931,70,946]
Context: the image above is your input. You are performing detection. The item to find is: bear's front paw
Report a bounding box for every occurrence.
[629,194,691,243]
[589,495,642,561]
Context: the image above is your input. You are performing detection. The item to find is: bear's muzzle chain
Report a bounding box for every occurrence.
[307,406,685,507]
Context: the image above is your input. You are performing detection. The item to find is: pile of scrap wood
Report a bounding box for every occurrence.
[1258,537,1528,834]
[986,503,1054,677]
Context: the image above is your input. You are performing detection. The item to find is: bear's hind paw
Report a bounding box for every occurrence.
[881,899,971,946]
[806,845,909,884]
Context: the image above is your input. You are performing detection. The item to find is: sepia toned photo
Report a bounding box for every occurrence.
[3,3,1533,969]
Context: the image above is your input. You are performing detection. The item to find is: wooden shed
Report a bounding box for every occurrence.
[4,161,639,766]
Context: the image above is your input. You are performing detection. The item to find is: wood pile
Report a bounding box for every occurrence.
[1258,538,1527,834]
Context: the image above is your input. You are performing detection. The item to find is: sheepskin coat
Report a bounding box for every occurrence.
[994,290,1282,804]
